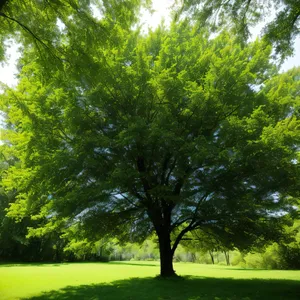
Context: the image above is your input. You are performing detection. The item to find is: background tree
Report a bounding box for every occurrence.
[1,7,299,277]
[183,230,233,265]
[0,152,66,261]
[277,219,300,269]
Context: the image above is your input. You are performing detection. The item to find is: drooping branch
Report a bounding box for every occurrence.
[0,11,53,52]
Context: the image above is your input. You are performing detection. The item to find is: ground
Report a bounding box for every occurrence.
[0,261,299,300]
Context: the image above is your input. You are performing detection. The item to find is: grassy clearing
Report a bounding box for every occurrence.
[0,261,299,300]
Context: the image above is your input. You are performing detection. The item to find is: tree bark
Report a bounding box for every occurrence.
[158,230,176,277]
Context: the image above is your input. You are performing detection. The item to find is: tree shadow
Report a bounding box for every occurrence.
[0,262,65,268]
[22,276,300,300]
[0,261,158,268]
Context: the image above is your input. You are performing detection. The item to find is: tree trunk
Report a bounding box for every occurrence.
[191,252,196,263]
[158,230,176,277]
[209,250,215,264]
[224,251,230,266]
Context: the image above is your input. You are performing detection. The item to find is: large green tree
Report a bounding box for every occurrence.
[1,10,299,276]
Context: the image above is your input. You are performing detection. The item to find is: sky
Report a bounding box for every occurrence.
[0,0,299,88]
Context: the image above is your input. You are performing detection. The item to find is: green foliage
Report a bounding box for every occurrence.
[277,220,300,269]
[0,2,299,275]
[225,221,300,269]
[0,0,148,64]
[177,0,300,58]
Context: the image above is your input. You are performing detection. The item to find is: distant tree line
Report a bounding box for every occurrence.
[1,187,299,269]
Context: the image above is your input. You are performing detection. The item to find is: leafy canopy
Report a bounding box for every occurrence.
[176,0,300,59]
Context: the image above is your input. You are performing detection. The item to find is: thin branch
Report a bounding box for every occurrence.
[190,192,210,225]
[118,193,142,209]
[171,224,192,255]
[171,216,193,230]
[160,153,172,185]
[165,158,177,185]
[0,11,60,61]
[240,0,252,35]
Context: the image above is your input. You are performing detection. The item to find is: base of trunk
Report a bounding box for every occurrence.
[158,229,177,277]
[159,269,177,277]
[156,272,182,279]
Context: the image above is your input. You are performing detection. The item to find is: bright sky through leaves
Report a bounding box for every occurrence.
[0,0,299,88]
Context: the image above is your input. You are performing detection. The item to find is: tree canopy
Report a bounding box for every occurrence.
[176,0,300,58]
[0,2,299,277]
[0,0,148,63]
[1,0,299,60]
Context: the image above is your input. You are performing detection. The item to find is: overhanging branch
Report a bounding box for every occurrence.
[0,11,53,52]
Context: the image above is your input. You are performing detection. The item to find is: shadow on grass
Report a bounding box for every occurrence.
[22,276,300,300]
[0,262,65,268]
[0,261,158,268]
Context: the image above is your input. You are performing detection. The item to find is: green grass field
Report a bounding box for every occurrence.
[0,261,299,300]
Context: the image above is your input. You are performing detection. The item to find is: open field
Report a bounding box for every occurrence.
[0,261,299,300]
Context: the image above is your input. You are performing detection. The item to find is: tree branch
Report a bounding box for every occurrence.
[160,153,172,185]
[165,157,177,185]
[0,11,61,61]
[171,216,193,230]
[136,155,153,204]
[171,224,192,255]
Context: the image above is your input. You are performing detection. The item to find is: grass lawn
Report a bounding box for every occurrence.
[0,261,299,300]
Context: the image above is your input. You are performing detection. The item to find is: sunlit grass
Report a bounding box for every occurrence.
[0,261,299,300]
